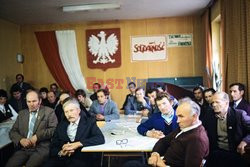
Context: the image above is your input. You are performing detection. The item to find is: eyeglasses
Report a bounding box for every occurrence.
[116,139,128,148]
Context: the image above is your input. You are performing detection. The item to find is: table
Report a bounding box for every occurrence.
[0,120,15,167]
[0,120,15,149]
[82,115,158,166]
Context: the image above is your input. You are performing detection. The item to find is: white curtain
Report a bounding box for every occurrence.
[55,30,88,93]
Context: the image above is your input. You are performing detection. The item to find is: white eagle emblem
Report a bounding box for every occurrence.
[88,31,118,64]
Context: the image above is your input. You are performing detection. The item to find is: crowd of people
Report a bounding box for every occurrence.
[0,73,250,167]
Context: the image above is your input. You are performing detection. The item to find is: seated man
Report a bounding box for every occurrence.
[203,92,250,167]
[43,98,105,167]
[54,92,71,122]
[46,91,59,109]
[90,83,101,101]
[89,89,120,121]
[6,90,58,167]
[0,89,18,122]
[146,88,160,116]
[229,83,250,115]
[50,83,61,98]
[124,87,151,116]
[8,85,27,112]
[148,97,209,167]
[137,92,178,139]
[121,82,136,110]
[75,89,92,111]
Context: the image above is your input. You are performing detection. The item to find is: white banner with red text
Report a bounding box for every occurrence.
[131,35,167,61]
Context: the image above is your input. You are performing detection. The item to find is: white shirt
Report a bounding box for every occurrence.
[67,117,80,142]
[234,98,242,108]
[0,104,18,120]
[175,120,202,138]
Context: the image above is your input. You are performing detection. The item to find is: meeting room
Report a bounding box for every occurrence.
[0,0,250,167]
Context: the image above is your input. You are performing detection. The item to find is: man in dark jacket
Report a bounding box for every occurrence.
[203,91,250,167]
[43,98,105,167]
[229,83,250,115]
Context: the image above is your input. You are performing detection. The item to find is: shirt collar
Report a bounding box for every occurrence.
[175,121,201,138]
[234,98,242,107]
[71,117,80,126]
[181,120,202,132]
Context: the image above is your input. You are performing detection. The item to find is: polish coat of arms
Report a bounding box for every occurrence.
[86,28,121,70]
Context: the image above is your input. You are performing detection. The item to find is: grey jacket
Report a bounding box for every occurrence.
[89,99,120,121]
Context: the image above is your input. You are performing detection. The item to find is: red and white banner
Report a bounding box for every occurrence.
[131,35,167,61]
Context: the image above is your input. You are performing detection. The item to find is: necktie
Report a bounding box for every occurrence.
[27,112,36,138]
[233,102,237,109]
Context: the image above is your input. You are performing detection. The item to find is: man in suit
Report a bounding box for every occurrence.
[203,92,250,167]
[124,87,151,116]
[8,85,27,112]
[43,98,105,167]
[89,89,120,121]
[229,83,250,115]
[6,90,58,167]
[90,82,101,101]
[121,82,136,110]
[10,73,33,96]
[193,86,204,107]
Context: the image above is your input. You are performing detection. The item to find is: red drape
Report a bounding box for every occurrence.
[35,31,75,94]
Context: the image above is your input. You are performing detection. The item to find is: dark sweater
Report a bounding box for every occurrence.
[137,112,178,136]
[153,125,209,167]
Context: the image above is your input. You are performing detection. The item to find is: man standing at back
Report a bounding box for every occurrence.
[229,83,250,115]
[6,90,58,167]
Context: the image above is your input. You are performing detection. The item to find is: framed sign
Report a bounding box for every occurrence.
[166,34,192,47]
[131,35,167,61]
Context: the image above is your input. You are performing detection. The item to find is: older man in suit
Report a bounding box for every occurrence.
[229,83,250,115]
[44,98,105,167]
[6,90,58,167]
[89,89,119,121]
[203,91,250,167]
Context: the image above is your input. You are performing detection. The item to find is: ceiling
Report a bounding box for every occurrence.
[0,0,211,25]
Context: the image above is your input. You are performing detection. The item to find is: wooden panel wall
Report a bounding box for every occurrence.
[20,16,204,108]
[0,19,22,92]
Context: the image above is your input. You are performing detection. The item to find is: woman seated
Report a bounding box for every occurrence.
[137,92,178,139]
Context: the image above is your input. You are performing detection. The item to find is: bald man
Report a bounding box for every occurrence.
[6,91,57,167]
[203,92,250,167]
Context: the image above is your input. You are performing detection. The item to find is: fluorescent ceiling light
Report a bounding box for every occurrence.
[62,3,120,12]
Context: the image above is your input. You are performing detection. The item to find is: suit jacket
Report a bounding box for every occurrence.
[203,107,250,152]
[49,112,105,160]
[9,105,58,150]
[121,94,134,110]
[124,96,151,115]
[230,99,250,115]
[89,99,120,121]
[8,96,27,113]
